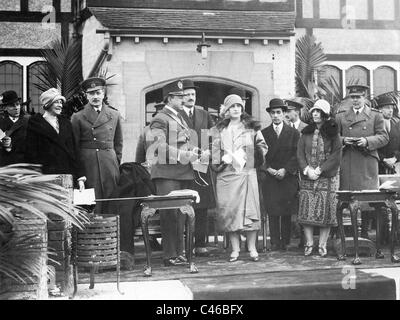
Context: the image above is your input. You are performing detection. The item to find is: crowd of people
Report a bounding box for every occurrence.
[0,77,398,267]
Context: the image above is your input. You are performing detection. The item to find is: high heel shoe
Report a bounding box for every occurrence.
[304,246,313,257]
[250,251,259,262]
[229,251,239,262]
[318,246,327,258]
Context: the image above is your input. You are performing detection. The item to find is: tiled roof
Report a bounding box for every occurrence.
[89,7,295,36]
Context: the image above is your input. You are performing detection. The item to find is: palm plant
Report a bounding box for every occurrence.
[295,34,327,100]
[34,38,85,119]
[0,164,88,285]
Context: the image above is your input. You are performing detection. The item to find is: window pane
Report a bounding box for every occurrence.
[0,61,23,98]
[320,0,341,19]
[302,0,314,18]
[0,0,20,11]
[28,62,53,114]
[374,67,396,96]
[346,66,370,95]
[318,65,343,104]
[346,0,368,20]
[374,0,395,20]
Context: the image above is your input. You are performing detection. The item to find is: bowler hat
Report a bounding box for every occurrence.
[0,90,21,106]
[266,98,287,112]
[40,88,66,110]
[376,95,396,108]
[228,87,248,100]
[347,84,369,97]
[182,79,199,90]
[81,77,106,93]
[162,80,185,98]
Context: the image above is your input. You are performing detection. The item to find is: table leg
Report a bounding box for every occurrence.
[336,202,347,261]
[349,199,362,265]
[181,205,198,274]
[89,264,99,289]
[375,206,385,259]
[387,199,400,263]
[141,206,157,277]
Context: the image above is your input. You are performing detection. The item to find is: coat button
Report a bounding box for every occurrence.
[94,138,97,141]
[349,127,352,130]
[363,127,366,130]
[96,149,99,152]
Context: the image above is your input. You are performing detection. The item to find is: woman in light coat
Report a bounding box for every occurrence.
[212,94,268,262]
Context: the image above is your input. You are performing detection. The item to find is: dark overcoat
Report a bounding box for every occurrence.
[179,106,216,209]
[336,106,389,190]
[0,114,30,166]
[25,113,84,179]
[378,119,400,174]
[71,103,123,212]
[261,123,300,217]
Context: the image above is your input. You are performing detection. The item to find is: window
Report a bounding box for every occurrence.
[373,0,395,20]
[318,65,343,104]
[302,0,314,18]
[28,61,55,114]
[346,0,368,20]
[374,66,396,96]
[346,65,370,95]
[320,0,341,19]
[0,61,23,98]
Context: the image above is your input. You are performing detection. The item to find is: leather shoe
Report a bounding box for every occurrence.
[304,246,313,257]
[318,246,327,258]
[229,251,239,262]
[176,255,188,263]
[250,251,259,262]
[163,258,185,267]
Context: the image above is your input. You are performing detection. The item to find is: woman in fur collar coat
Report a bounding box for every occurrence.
[25,88,86,189]
[297,100,342,257]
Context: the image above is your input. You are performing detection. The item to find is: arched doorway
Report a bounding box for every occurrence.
[143,76,258,125]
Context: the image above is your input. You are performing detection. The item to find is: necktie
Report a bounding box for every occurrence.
[96,109,100,114]
[189,110,193,120]
[275,125,280,137]
[356,110,359,116]
[291,122,295,129]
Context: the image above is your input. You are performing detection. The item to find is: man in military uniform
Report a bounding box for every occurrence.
[0,90,30,166]
[336,84,389,239]
[179,79,215,256]
[71,77,123,214]
[149,80,198,266]
[285,98,307,133]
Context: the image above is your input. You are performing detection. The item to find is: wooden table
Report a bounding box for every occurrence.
[139,195,198,277]
[336,190,400,265]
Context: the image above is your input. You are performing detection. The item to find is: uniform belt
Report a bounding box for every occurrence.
[80,141,114,149]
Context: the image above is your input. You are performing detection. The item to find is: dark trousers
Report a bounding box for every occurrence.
[195,208,208,248]
[268,215,292,246]
[154,179,191,260]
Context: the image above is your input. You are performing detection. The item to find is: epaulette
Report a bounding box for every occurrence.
[371,108,382,113]
[336,109,346,114]
[107,105,118,111]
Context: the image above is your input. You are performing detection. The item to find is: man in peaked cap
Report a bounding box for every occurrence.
[149,79,199,267]
[375,95,400,249]
[285,98,307,133]
[71,77,123,215]
[261,98,300,251]
[336,84,389,250]
[179,79,215,257]
[0,90,30,166]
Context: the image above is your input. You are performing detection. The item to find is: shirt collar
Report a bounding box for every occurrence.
[273,122,283,130]
[353,106,364,114]
[9,115,18,123]
[183,106,194,117]
[293,119,301,128]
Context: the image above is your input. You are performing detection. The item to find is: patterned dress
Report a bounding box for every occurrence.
[298,129,339,227]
